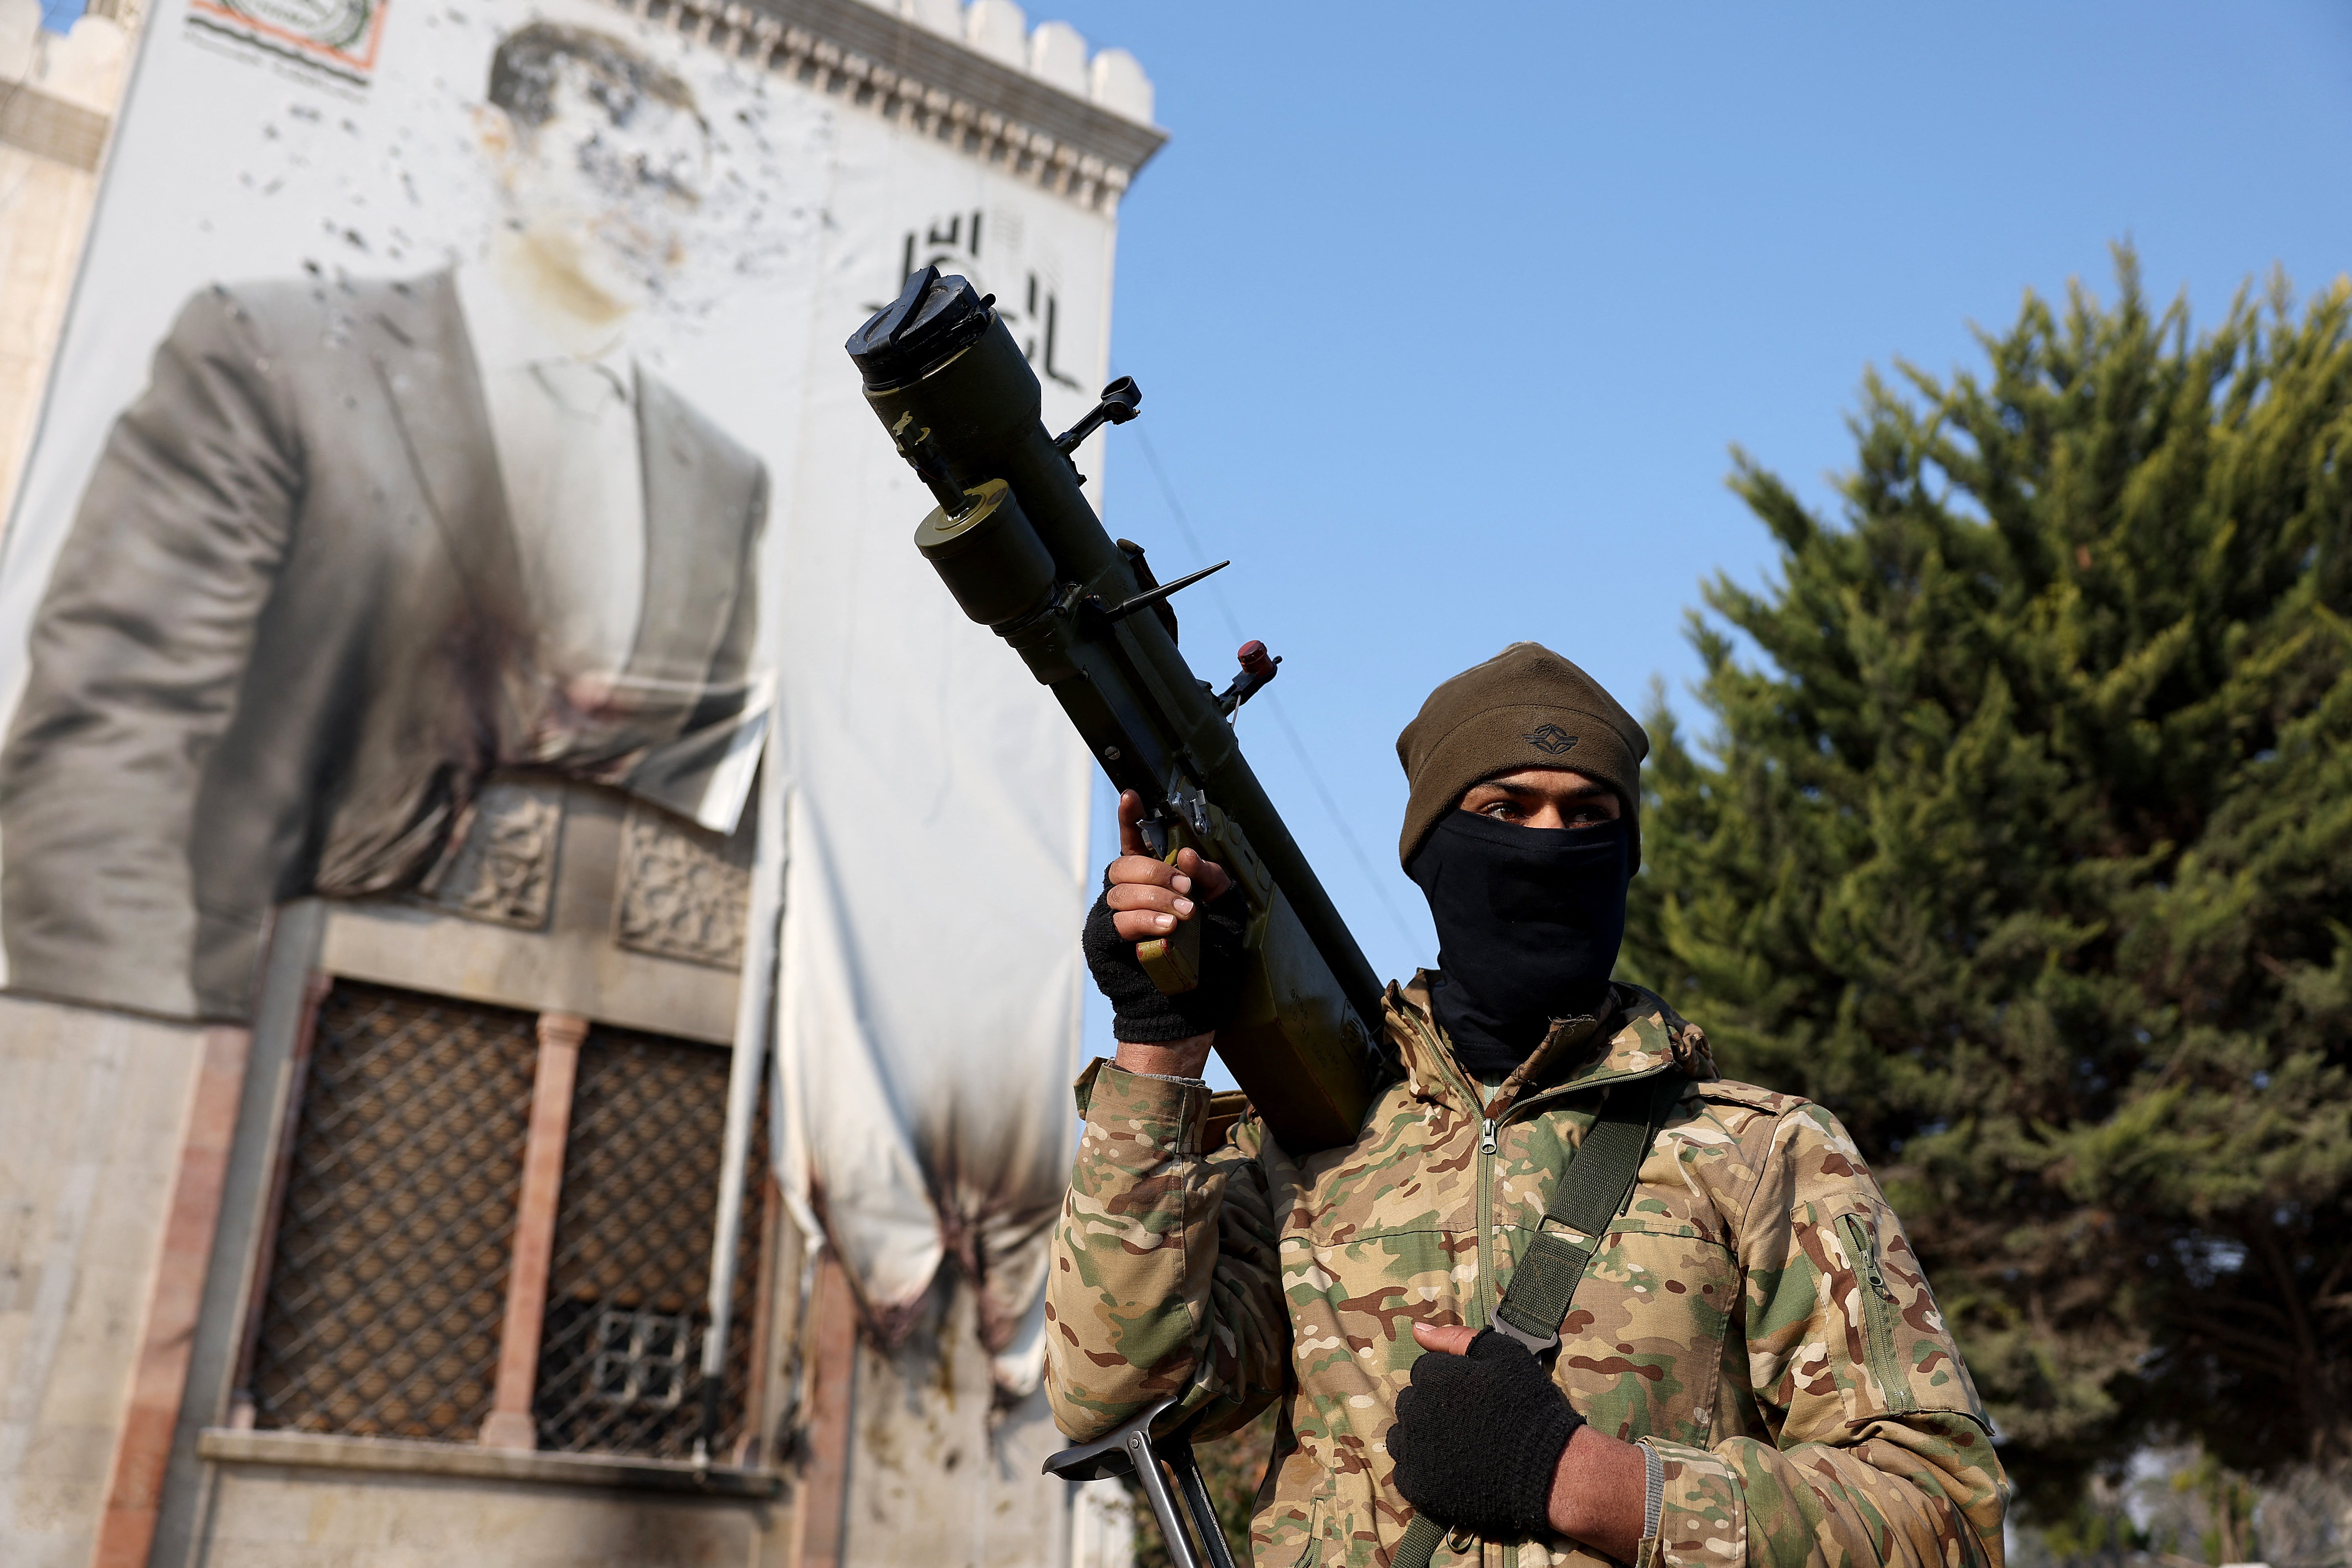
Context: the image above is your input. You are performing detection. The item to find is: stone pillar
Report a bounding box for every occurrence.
[479,1012,587,1452]
[790,1253,858,1568]
[86,1023,252,1568]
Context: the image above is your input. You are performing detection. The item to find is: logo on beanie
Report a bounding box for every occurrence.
[1522,724,1579,756]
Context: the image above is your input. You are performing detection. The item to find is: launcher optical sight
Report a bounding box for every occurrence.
[847,267,1380,1155]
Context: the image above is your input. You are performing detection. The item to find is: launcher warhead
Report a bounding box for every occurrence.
[846,267,1381,1154]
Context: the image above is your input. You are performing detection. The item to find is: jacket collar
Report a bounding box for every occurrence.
[1383,973,1718,1118]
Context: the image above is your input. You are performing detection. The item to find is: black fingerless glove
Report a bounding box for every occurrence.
[1081,882,1249,1044]
[1387,1330,1584,1539]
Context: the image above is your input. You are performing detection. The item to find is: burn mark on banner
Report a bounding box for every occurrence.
[200,12,821,335]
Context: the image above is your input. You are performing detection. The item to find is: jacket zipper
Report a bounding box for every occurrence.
[1407,1011,1661,1329]
[1837,1212,1918,1414]
[1405,1009,1498,1332]
[1403,1009,1661,1568]
[1475,1108,1500,1568]
[1402,1012,1501,1566]
[1479,1108,1511,1568]
[1479,1118,1500,1321]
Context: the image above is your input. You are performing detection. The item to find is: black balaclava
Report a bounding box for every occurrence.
[1405,810,1630,1081]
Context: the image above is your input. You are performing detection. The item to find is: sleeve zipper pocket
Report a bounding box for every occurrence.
[1837,1211,1919,1414]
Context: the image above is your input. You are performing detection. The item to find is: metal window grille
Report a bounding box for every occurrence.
[591,1305,694,1409]
[531,1024,766,1458]
[250,981,538,1440]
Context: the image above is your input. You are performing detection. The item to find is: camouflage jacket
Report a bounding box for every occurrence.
[1045,979,2007,1568]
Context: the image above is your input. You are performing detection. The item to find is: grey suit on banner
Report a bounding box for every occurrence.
[0,269,767,1019]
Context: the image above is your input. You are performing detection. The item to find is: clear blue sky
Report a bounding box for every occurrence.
[1040,4,2352,1079]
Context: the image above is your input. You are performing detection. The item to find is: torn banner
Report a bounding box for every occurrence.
[768,115,1120,1396]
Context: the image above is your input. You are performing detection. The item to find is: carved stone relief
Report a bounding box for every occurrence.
[613,802,752,970]
[416,780,564,930]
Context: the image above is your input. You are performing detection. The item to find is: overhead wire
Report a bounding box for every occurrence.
[1126,422,1425,956]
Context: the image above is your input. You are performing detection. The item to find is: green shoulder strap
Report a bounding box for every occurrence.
[1489,1071,1681,1357]
[1391,1071,1681,1568]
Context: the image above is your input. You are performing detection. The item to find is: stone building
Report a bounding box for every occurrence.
[0,1,1158,1563]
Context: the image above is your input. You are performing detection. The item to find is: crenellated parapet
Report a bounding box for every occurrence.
[602,0,1164,212]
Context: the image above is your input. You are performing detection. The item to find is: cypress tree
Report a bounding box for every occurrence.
[1623,252,2352,1512]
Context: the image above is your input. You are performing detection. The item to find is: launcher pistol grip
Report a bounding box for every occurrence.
[1134,834,1205,995]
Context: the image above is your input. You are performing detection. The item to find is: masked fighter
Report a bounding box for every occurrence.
[1046,643,2008,1568]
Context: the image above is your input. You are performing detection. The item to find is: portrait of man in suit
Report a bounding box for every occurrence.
[0,22,768,1020]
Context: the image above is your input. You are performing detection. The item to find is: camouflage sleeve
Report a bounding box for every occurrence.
[1043,1060,1288,1444]
[1642,1104,2008,1568]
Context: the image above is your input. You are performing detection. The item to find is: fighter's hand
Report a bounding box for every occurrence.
[1395,1322,1645,1560]
[1104,790,1232,942]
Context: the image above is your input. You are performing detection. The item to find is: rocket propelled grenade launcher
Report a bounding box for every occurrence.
[846,267,1381,1154]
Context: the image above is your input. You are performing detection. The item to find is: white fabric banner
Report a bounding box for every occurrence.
[0,0,1110,1385]
[771,114,1112,1389]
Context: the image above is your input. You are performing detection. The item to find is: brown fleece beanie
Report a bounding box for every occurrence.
[1395,642,1649,871]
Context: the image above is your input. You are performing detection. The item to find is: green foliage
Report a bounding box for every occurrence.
[2017,1448,2268,1568]
[1623,251,2352,1510]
